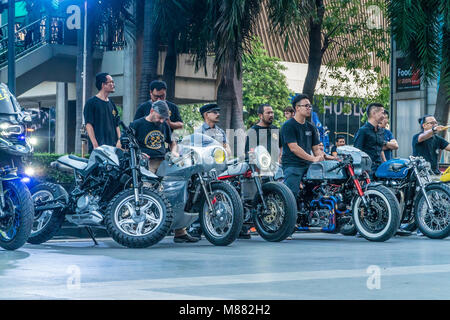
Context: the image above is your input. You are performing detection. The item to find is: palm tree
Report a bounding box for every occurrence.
[389,0,450,126]
[187,0,261,130]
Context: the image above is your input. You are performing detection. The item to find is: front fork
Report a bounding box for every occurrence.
[199,174,214,214]
[0,181,4,217]
[348,165,369,208]
[130,148,141,215]
[414,167,433,211]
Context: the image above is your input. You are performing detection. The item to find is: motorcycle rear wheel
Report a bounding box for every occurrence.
[0,180,34,250]
[253,182,297,242]
[352,185,400,242]
[200,182,243,246]
[414,183,450,239]
[28,182,68,245]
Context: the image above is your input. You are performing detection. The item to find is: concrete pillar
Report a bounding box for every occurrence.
[55,82,68,154]
[122,3,136,126]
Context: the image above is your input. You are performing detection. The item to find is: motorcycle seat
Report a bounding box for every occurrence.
[57,155,88,171]
[69,154,89,163]
[219,162,249,177]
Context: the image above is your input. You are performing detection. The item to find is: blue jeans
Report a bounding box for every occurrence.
[283,166,308,197]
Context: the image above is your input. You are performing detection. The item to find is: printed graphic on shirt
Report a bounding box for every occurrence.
[144,130,165,149]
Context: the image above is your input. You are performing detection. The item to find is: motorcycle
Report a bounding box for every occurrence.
[376,156,450,239]
[30,121,173,248]
[217,146,297,241]
[0,83,34,250]
[295,146,401,242]
[152,133,244,246]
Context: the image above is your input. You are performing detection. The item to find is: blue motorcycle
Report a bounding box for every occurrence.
[0,83,34,250]
[375,156,450,239]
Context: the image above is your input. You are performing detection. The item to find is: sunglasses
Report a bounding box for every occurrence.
[152,93,166,99]
[207,110,220,115]
[296,104,312,109]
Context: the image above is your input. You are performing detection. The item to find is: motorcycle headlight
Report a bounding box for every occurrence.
[0,122,24,136]
[24,167,35,176]
[28,137,38,146]
[254,146,272,171]
[213,148,226,164]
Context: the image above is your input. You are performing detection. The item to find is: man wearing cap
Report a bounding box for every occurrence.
[196,103,231,155]
[134,80,183,132]
[129,100,199,243]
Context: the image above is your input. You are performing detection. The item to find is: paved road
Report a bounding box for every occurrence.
[1,233,450,300]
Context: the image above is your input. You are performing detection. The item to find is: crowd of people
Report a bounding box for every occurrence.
[83,72,450,241]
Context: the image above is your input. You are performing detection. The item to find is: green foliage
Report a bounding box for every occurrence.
[242,38,294,128]
[30,153,86,185]
[178,104,204,134]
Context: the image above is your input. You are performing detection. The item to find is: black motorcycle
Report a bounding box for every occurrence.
[375,156,450,239]
[218,146,297,241]
[30,121,173,248]
[0,83,34,250]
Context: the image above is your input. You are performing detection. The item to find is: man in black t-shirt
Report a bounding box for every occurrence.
[134,80,183,132]
[412,115,450,174]
[84,72,121,152]
[130,101,199,243]
[353,103,386,173]
[245,104,281,163]
[281,94,324,197]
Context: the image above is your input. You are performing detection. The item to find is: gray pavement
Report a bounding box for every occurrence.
[2,232,450,299]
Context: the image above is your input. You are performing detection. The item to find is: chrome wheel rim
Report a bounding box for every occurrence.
[417,189,450,233]
[203,190,234,238]
[114,194,163,237]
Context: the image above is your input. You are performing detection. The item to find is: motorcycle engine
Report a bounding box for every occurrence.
[308,208,330,228]
[66,194,103,226]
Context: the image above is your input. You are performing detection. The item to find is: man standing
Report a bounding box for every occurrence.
[380,110,398,161]
[412,115,450,174]
[353,103,386,173]
[245,104,281,162]
[196,103,231,156]
[330,135,347,158]
[84,72,121,152]
[134,80,183,132]
[130,101,199,243]
[281,94,324,197]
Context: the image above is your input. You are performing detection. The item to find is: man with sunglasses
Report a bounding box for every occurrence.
[412,115,450,174]
[280,94,324,197]
[196,103,231,155]
[134,80,183,132]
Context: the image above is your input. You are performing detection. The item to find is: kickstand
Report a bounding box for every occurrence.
[85,227,99,246]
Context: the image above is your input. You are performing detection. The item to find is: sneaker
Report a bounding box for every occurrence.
[416,229,424,236]
[395,229,412,237]
[174,234,200,243]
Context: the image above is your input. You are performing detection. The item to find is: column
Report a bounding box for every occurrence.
[55,82,68,154]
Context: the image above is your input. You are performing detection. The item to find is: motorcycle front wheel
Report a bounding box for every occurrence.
[253,182,297,242]
[352,185,400,242]
[0,180,34,250]
[414,183,450,239]
[28,182,68,244]
[199,182,243,246]
[105,187,173,248]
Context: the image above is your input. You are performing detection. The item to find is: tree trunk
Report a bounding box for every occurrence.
[162,31,177,101]
[138,0,160,104]
[434,77,450,135]
[302,0,325,101]
[135,0,144,102]
[217,52,244,130]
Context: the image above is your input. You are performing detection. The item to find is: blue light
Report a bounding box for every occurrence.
[18,135,25,140]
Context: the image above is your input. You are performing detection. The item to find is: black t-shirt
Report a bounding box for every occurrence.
[134,100,183,126]
[83,96,120,151]
[353,122,385,168]
[412,133,449,173]
[130,118,173,159]
[331,145,337,155]
[280,118,320,168]
[245,124,281,158]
